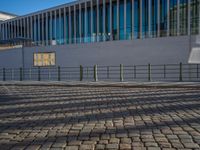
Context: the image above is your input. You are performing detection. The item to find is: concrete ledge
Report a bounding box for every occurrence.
[0,81,200,88]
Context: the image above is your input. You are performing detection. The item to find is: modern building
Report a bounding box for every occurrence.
[0,11,17,22]
[0,0,199,68]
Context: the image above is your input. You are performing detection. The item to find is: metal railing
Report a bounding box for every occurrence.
[0,63,200,82]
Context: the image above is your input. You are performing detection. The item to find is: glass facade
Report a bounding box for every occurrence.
[0,0,199,45]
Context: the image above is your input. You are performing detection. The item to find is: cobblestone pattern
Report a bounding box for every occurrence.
[0,85,200,150]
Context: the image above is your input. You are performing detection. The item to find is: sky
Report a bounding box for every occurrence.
[0,0,74,16]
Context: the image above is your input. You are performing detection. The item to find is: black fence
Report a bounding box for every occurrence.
[0,63,200,82]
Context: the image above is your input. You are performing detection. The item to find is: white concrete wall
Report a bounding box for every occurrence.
[0,35,193,68]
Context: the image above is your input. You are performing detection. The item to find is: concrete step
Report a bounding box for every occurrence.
[188,47,200,63]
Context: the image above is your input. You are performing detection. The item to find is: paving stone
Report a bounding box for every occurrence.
[95,144,105,150]
[120,143,131,149]
[79,144,94,150]
[65,146,79,150]
[106,143,119,149]
[0,85,200,149]
[183,143,199,149]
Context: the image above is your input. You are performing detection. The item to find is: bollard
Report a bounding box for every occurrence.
[94,65,98,82]
[3,68,5,81]
[120,64,124,82]
[20,68,23,81]
[80,65,83,81]
[38,67,41,81]
[58,66,61,81]
[148,64,151,82]
[179,62,182,82]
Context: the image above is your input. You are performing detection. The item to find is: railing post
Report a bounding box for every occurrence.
[120,64,124,82]
[29,68,32,80]
[179,62,183,82]
[86,67,89,79]
[20,67,23,81]
[197,64,199,78]
[58,66,61,81]
[11,69,14,81]
[3,68,5,81]
[148,63,151,82]
[94,65,98,82]
[48,68,51,80]
[134,65,136,79]
[38,67,41,81]
[107,66,110,79]
[80,65,83,81]
[164,64,166,79]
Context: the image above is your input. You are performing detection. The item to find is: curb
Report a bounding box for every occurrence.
[0,81,200,88]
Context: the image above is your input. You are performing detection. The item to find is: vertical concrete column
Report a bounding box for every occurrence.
[132,0,134,39]
[187,0,191,35]
[10,22,12,39]
[13,21,15,39]
[85,2,88,42]
[54,11,57,43]
[74,5,77,43]
[177,0,180,36]
[46,12,48,45]
[9,21,11,39]
[148,0,151,37]
[30,17,33,40]
[27,17,30,39]
[0,23,1,40]
[139,0,142,39]
[2,23,4,40]
[103,0,106,41]
[117,0,119,40]
[5,23,7,39]
[157,0,160,37]
[50,11,52,44]
[198,0,200,34]
[5,22,7,40]
[69,7,71,44]
[34,15,37,42]
[124,0,127,39]
[23,18,26,38]
[42,13,44,44]
[91,0,93,41]
[19,20,21,38]
[167,0,170,36]
[79,3,82,43]
[17,20,19,38]
[7,22,9,39]
[64,7,66,44]
[38,14,40,44]
[10,21,12,39]
[110,0,113,40]
[4,23,7,40]
[97,0,99,41]
[6,22,8,39]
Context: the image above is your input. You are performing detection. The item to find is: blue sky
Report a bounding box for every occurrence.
[0,0,74,16]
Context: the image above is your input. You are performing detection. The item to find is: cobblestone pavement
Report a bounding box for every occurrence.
[0,85,200,150]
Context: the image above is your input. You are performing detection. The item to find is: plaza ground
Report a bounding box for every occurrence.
[0,82,200,149]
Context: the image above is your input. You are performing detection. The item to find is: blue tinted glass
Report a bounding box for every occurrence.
[119,0,124,40]
[126,0,131,39]
[134,0,139,39]
[112,2,117,40]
